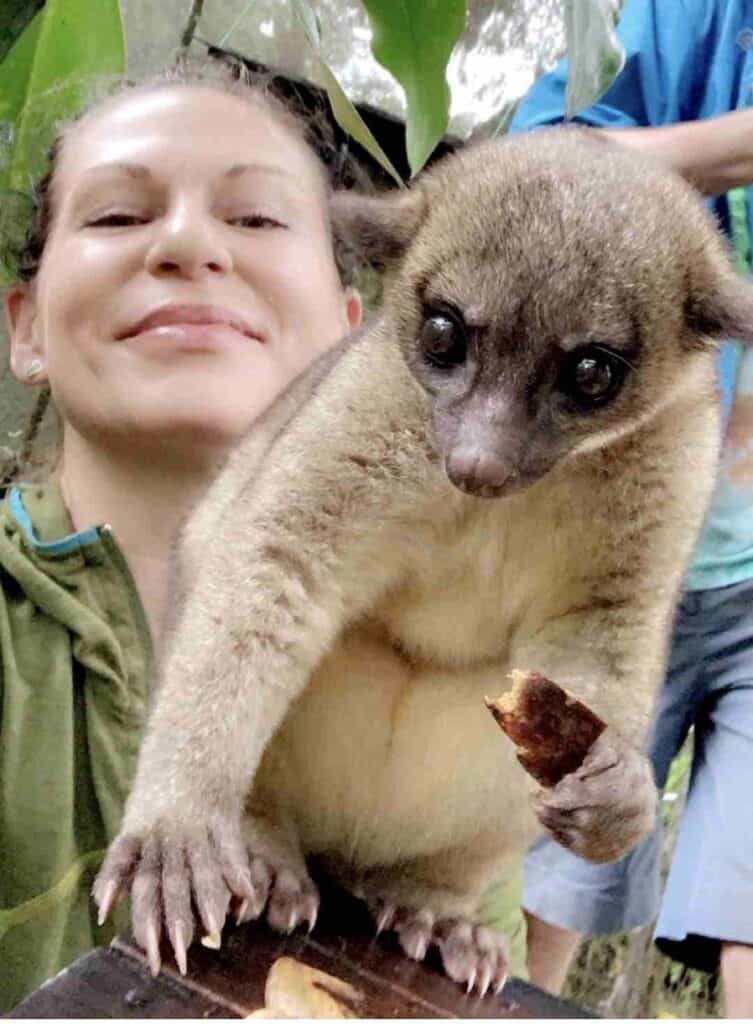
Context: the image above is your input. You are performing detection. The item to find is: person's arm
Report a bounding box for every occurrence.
[511,0,709,133]
[597,109,753,197]
[510,0,748,196]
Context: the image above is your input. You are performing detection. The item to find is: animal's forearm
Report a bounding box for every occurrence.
[127,553,342,824]
[510,606,666,747]
[509,610,662,861]
[128,438,419,825]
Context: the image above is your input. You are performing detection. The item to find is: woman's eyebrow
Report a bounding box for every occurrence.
[75,162,294,187]
[223,162,293,180]
[79,162,153,183]
[63,163,153,213]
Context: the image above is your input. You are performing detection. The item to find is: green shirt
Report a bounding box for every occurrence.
[0,479,152,1012]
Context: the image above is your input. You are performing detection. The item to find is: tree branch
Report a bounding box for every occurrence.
[179,0,206,52]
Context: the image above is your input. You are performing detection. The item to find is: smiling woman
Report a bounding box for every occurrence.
[8,75,361,468]
[0,64,361,1013]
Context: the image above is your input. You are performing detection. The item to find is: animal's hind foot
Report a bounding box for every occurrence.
[237,855,319,934]
[237,814,319,935]
[367,899,508,996]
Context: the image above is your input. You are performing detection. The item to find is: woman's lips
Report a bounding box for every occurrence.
[117,304,263,343]
[122,322,260,354]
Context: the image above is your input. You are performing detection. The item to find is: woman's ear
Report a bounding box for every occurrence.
[5,285,46,385]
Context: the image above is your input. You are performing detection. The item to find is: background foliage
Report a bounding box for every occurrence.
[0,0,124,195]
[0,0,622,187]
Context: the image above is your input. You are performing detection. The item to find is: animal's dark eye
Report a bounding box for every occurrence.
[558,345,628,408]
[420,311,467,369]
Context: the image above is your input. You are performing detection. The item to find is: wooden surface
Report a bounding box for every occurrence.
[8,884,596,1018]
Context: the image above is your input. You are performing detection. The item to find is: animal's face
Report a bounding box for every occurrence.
[405,258,647,498]
[395,132,732,497]
[335,129,753,498]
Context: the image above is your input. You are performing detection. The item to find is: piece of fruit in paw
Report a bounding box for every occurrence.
[485,669,606,787]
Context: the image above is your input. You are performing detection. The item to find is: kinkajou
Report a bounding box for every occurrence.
[96,127,753,994]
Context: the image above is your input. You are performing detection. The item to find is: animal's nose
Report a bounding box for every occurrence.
[444,447,513,495]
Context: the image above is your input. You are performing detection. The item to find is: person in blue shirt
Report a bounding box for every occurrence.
[510,1,753,1015]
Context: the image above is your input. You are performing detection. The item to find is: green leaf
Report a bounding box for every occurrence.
[291,0,320,48]
[316,60,406,188]
[0,9,44,284]
[0,0,44,66]
[359,0,465,177]
[564,0,625,119]
[0,0,126,194]
[0,9,42,129]
[292,0,404,187]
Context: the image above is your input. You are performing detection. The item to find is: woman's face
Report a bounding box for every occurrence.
[6,86,360,455]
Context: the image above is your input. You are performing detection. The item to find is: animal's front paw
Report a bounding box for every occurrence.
[368,901,508,996]
[534,728,657,862]
[93,812,255,977]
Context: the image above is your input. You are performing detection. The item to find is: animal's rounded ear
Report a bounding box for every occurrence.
[330,185,427,271]
[686,256,753,347]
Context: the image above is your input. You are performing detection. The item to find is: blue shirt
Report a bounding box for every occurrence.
[510,0,753,590]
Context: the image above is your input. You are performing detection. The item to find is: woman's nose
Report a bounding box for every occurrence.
[145,202,233,278]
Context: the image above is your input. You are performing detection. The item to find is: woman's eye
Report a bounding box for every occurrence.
[85,212,148,228]
[420,309,468,369]
[229,214,286,230]
[558,345,629,408]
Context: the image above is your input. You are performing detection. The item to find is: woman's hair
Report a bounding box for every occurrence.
[0,57,371,485]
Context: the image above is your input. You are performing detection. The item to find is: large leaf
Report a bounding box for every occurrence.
[292,0,404,187]
[0,0,126,194]
[0,9,42,133]
[0,9,42,284]
[564,0,624,118]
[0,0,44,65]
[360,0,465,177]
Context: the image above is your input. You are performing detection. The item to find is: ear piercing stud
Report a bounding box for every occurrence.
[25,359,44,381]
